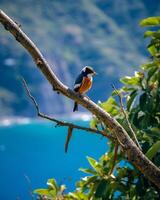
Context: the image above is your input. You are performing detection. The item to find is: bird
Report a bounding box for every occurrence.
[73,66,97,112]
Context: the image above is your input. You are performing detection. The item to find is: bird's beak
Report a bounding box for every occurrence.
[93,71,97,75]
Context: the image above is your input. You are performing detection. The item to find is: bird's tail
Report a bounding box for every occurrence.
[73,102,78,112]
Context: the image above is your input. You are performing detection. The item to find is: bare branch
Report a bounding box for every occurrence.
[21,77,40,114]
[65,127,73,153]
[112,84,141,150]
[1,10,160,188]
[24,174,34,200]
[22,77,114,140]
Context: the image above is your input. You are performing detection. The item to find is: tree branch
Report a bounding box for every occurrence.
[22,78,113,140]
[65,126,73,153]
[1,10,160,188]
[112,84,141,150]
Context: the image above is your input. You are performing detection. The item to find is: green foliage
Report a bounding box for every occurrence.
[34,16,160,200]
[34,178,66,199]
[140,17,160,27]
[146,141,160,160]
[144,30,160,39]
[90,117,100,129]
[120,76,141,86]
[99,97,120,116]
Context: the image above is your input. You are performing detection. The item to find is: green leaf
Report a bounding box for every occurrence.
[67,192,78,199]
[145,141,160,159]
[144,30,160,38]
[87,156,101,172]
[139,93,147,112]
[141,62,156,70]
[142,132,153,145]
[101,97,117,107]
[79,168,97,175]
[112,88,123,96]
[33,189,50,196]
[150,127,160,135]
[147,66,158,82]
[100,97,119,116]
[95,179,108,198]
[69,192,88,200]
[139,93,154,113]
[47,178,58,191]
[140,17,160,27]
[112,87,135,96]
[120,76,140,86]
[90,117,99,129]
[145,127,160,141]
[127,90,137,111]
[82,176,98,186]
[59,184,66,193]
[49,189,57,197]
[148,45,157,56]
[76,175,98,192]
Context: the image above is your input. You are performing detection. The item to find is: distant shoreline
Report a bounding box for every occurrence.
[0,113,91,126]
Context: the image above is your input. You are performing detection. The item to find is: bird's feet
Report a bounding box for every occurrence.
[80,94,91,100]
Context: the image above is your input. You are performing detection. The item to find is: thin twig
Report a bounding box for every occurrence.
[112,84,141,150]
[24,174,34,200]
[109,141,118,175]
[22,77,114,140]
[65,127,73,153]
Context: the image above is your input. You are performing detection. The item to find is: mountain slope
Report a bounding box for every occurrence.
[0,0,159,116]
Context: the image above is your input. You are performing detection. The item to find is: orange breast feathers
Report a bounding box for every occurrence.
[79,76,92,94]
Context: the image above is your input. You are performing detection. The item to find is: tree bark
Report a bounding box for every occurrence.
[0,10,160,188]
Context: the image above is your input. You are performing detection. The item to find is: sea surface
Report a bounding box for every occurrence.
[0,119,108,200]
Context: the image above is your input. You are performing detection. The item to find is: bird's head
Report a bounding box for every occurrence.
[82,66,97,77]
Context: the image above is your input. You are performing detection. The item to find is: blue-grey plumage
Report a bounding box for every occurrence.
[73,66,96,112]
[74,73,84,92]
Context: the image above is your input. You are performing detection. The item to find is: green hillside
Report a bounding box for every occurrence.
[0,0,159,116]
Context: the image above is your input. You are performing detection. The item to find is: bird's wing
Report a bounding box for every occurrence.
[74,73,83,92]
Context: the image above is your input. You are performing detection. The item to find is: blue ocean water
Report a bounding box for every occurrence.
[0,120,108,200]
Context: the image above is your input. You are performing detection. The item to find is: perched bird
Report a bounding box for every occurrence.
[73,66,97,112]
